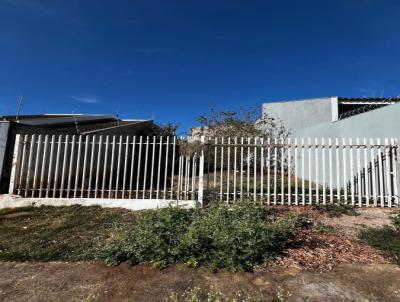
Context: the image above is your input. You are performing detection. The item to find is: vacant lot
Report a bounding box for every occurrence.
[0,204,399,301]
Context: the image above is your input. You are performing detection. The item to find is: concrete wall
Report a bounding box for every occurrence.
[294,102,400,139]
[0,122,10,184]
[262,97,337,134]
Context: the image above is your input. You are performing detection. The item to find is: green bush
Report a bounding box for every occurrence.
[358,226,400,264]
[390,212,400,231]
[314,201,357,217]
[102,201,299,271]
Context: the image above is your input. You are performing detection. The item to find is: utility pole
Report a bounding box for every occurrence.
[16,95,24,121]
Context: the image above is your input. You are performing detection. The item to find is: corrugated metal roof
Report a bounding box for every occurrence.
[16,115,117,126]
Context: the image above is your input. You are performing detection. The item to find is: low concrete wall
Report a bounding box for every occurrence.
[0,195,197,211]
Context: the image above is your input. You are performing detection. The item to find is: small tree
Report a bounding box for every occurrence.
[196,106,289,140]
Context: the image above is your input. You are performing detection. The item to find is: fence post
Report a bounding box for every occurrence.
[198,136,205,206]
[8,134,21,194]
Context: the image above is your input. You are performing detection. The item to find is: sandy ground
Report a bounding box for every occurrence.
[0,261,399,302]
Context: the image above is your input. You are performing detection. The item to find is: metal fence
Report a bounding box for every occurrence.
[8,134,400,207]
[9,134,201,201]
[201,137,399,207]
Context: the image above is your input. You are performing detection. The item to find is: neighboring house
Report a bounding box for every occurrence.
[262,96,400,139]
[0,114,157,193]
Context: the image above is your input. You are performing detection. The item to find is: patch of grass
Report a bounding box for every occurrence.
[358,226,400,264]
[167,286,267,302]
[313,201,357,218]
[390,212,400,231]
[102,201,300,271]
[0,205,136,262]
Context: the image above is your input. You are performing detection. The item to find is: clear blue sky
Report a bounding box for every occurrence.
[1,0,399,134]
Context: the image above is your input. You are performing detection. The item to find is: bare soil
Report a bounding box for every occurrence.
[0,261,399,302]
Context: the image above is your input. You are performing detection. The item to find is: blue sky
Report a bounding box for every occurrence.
[1,0,399,133]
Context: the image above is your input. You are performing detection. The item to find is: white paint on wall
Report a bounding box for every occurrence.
[0,122,10,182]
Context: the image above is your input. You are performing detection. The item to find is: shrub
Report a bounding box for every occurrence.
[102,201,299,271]
[358,226,400,264]
[314,201,357,218]
[390,212,400,231]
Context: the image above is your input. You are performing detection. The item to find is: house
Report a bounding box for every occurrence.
[262,96,400,139]
[0,114,157,193]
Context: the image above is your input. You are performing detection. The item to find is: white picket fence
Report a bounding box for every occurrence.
[8,134,400,207]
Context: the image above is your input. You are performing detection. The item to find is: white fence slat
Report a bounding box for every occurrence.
[288,138,291,205]
[39,135,49,198]
[122,136,130,199]
[273,138,278,205]
[328,138,333,203]
[322,138,326,205]
[391,138,399,206]
[80,135,90,198]
[94,135,102,198]
[227,137,231,203]
[349,138,355,206]
[8,134,21,195]
[156,136,163,199]
[370,138,377,206]
[74,136,82,198]
[233,137,238,202]
[53,135,62,198]
[247,137,250,198]
[335,138,341,202]
[385,138,392,207]
[45,135,55,198]
[267,138,271,205]
[342,138,348,203]
[377,138,384,207]
[142,136,150,199]
[294,138,298,205]
[129,136,136,199]
[32,134,42,198]
[101,136,109,199]
[67,135,76,199]
[24,135,35,197]
[254,137,257,202]
[87,135,96,199]
[308,138,312,205]
[356,138,362,206]
[109,136,116,199]
[301,138,305,206]
[281,137,285,205]
[17,135,28,195]
[363,138,370,206]
[240,137,244,200]
[315,138,319,204]
[115,135,123,199]
[260,137,264,203]
[170,137,176,199]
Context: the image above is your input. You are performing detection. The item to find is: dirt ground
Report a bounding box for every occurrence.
[0,261,399,302]
[0,205,398,301]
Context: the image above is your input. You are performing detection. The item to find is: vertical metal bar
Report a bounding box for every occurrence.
[294,138,298,205]
[94,135,102,198]
[349,138,355,206]
[24,135,35,197]
[73,136,82,198]
[52,135,62,198]
[377,138,384,207]
[281,137,285,205]
[129,136,136,199]
[142,136,150,199]
[391,138,399,206]
[80,135,90,198]
[329,138,333,203]
[322,138,326,205]
[38,135,49,198]
[254,137,257,202]
[273,138,278,205]
[59,135,70,198]
[87,135,95,198]
[308,138,312,205]
[240,137,244,200]
[356,138,362,206]
[315,137,319,204]
[342,138,348,203]
[115,135,123,199]
[233,137,238,202]
[267,138,271,205]
[45,135,55,198]
[162,136,169,199]
[301,138,305,206]
[32,134,42,198]
[66,135,76,199]
[220,137,224,201]
[260,137,264,204]
[214,137,217,188]
[363,137,370,206]
[170,137,176,199]
[370,138,377,206]
[17,135,28,196]
[287,138,291,205]
[385,138,392,207]
[156,136,163,199]
[198,136,205,205]
[149,136,156,198]
[335,138,341,202]
[108,136,116,199]
[101,136,109,199]
[177,155,182,199]
[122,136,129,199]
[227,137,231,203]
[247,137,250,197]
